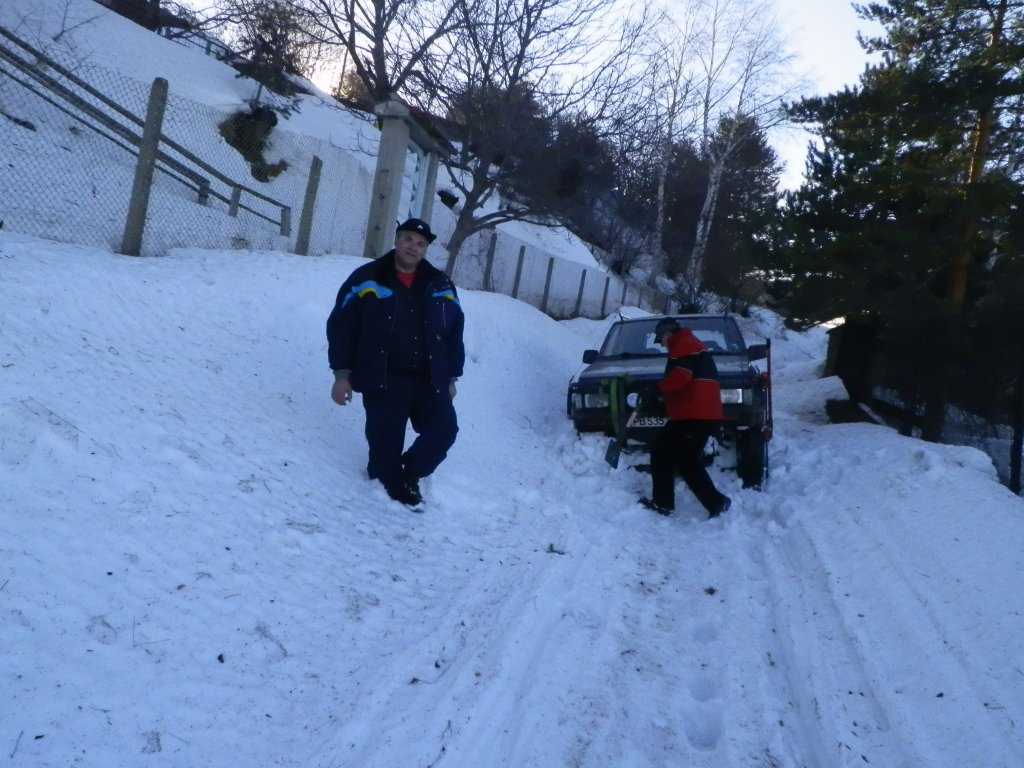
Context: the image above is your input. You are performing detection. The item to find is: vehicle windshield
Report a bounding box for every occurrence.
[598,317,747,358]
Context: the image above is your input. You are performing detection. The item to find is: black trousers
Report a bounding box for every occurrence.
[650,420,728,513]
[361,374,458,486]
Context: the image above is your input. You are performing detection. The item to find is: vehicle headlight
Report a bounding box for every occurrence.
[720,388,745,405]
[583,391,610,408]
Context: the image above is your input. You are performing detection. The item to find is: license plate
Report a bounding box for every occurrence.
[632,415,667,428]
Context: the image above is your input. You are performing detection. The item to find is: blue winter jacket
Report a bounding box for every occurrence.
[326,252,465,394]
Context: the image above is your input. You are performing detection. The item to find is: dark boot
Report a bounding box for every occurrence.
[640,497,673,516]
[707,497,731,519]
[384,471,423,507]
[404,472,422,505]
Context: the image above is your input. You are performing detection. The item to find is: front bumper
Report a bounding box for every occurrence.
[567,380,764,443]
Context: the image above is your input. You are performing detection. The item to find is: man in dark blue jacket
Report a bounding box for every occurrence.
[326,218,465,509]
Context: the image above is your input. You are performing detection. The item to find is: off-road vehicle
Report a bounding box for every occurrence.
[566,314,771,487]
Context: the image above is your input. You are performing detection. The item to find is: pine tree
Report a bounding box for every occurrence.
[772,0,1024,325]
[702,116,781,305]
[768,0,1024,440]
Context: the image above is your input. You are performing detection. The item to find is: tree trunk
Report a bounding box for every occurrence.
[1012,335,1024,494]
[945,0,1007,311]
[654,147,668,264]
[443,206,477,276]
[686,152,726,304]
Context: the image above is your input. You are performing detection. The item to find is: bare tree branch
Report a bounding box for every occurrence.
[300,0,469,101]
[430,0,657,265]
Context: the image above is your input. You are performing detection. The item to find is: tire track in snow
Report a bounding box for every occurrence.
[787,437,1024,766]
[748,426,918,768]
[756,515,913,767]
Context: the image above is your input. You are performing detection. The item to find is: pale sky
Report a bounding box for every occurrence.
[771,0,882,188]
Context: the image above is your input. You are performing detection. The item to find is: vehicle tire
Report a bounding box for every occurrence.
[735,428,766,489]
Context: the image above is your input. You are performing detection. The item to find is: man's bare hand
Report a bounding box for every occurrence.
[332,378,354,405]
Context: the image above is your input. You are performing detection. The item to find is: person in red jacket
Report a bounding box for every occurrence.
[641,318,732,519]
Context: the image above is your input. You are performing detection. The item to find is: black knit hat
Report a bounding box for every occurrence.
[653,318,680,338]
[396,218,437,243]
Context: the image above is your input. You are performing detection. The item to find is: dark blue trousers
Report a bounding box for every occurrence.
[361,375,458,486]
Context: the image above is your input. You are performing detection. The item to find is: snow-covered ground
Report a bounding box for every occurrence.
[2,231,1023,768]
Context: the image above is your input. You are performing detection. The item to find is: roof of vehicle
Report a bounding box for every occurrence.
[613,313,738,323]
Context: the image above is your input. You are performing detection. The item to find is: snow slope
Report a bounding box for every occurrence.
[2,232,1023,768]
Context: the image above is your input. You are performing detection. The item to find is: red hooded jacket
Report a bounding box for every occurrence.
[658,328,724,421]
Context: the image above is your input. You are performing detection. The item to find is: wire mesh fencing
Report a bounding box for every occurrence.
[0,28,147,252]
[0,23,372,257]
[1,20,666,320]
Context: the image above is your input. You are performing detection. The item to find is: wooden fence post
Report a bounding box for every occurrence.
[294,155,322,255]
[229,186,241,217]
[601,275,611,317]
[121,77,167,256]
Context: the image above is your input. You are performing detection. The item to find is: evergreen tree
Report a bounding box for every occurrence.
[703,115,782,305]
[512,118,619,247]
[771,0,1024,326]
[768,0,1024,440]
[659,140,704,280]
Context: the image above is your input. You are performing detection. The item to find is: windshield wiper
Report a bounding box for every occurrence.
[603,351,661,360]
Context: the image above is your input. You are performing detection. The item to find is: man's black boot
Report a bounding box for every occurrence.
[385,473,422,507]
[403,471,423,505]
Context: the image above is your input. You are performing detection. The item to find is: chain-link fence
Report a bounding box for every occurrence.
[0,24,371,257]
[0,21,665,318]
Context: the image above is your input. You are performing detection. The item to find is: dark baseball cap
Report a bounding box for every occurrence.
[654,318,680,338]
[396,218,437,243]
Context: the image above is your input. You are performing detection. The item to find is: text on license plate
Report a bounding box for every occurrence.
[631,415,668,428]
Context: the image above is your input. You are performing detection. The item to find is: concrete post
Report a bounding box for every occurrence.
[574,269,588,317]
[121,77,167,256]
[482,230,498,290]
[294,155,323,255]
[511,246,527,298]
[364,99,411,259]
[419,151,440,222]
